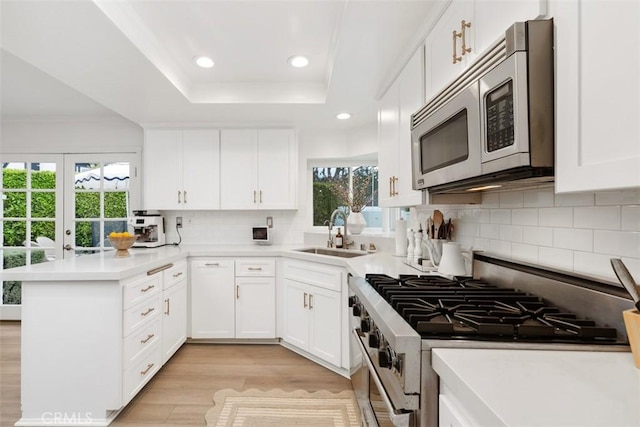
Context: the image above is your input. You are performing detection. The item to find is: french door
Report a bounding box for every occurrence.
[1,153,139,319]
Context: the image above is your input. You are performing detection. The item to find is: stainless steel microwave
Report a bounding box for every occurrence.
[411,19,554,195]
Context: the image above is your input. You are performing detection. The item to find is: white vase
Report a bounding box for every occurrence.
[347,211,366,235]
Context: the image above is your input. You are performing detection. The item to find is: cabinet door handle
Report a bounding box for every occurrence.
[140,363,154,375]
[178,190,182,204]
[460,20,472,56]
[164,298,170,315]
[259,190,263,203]
[303,292,308,308]
[236,285,240,299]
[253,190,257,203]
[184,190,188,204]
[392,176,398,196]
[452,29,462,64]
[389,177,393,197]
[309,294,314,309]
[141,333,155,344]
[141,307,155,317]
[247,267,262,271]
[140,284,155,293]
[205,263,220,267]
[172,271,183,278]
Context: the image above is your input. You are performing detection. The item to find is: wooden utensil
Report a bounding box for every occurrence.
[433,210,443,240]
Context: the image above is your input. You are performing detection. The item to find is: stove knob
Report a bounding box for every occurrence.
[360,317,372,333]
[348,295,359,307]
[378,348,393,369]
[368,329,381,348]
[352,303,362,317]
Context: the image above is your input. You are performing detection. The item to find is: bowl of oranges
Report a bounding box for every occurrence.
[108,231,138,257]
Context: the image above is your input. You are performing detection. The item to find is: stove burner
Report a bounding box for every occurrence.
[364,274,618,342]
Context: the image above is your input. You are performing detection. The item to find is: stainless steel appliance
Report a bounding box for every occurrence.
[128,210,166,248]
[411,19,554,197]
[348,255,633,427]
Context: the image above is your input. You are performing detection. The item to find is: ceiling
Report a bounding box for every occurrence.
[1,0,435,133]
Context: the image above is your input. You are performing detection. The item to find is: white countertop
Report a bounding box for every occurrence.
[433,348,640,427]
[2,244,421,281]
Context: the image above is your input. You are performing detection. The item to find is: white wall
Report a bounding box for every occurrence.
[0,117,143,153]
[411,186,640,284]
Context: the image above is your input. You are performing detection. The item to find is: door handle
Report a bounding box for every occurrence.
[309,294,313,309]
[63,244,73,251]
[253,190,257,203]
[460,20,472,56]
[303,292,308,308]
[452,29,462,64]
[178,190,182,204]
[259,190,263,204]
[236,285,240,299]
[183,190,188,204]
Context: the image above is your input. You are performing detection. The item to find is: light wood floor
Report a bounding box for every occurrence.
[0,321,353,427]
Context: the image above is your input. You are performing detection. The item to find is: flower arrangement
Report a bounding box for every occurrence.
[330,175,372,213]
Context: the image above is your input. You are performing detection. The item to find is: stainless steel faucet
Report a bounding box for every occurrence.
[329,208,353,248]
[323,220,334,248]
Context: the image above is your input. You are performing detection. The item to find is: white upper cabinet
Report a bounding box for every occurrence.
[144,129,220,210]
[220,129,297,210]
[425,0,544,101]
[551,0,640,192]
[378,47,424,208]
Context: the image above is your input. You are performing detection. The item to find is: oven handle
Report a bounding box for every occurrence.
[351,328,413,427]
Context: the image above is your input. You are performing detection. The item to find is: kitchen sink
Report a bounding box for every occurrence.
[294,247,368,258]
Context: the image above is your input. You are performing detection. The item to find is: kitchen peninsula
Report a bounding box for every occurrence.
[4,244,415,427]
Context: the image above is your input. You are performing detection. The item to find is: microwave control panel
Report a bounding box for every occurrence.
[485,80,515,152]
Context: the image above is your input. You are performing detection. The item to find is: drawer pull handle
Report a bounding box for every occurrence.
[248,267,263,271]
[140,285,155,293]
[141,307,155,317]
[303,292,308,308]
[205,263,220,267]
[165,298,170,315]
[172,271,183,278]
[147,263,174,276]
[140,334,155,344]
[140,363,154,375]
[236,285,240,299]
[309,294,314,309]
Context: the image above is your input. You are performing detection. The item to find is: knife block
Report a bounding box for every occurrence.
[623,308,640,369]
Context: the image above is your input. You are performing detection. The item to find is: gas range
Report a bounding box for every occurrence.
[348,255,633,427]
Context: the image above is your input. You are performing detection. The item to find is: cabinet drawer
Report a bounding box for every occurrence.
[236,258,275,276]
[123,274,162,310]
[284,261,344,292]
[164,261,187,290]
[123,293,162,337]
[122,342,162,406]
[123,317,161,369]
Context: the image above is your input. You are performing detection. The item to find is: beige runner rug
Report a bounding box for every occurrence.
[205,388,361,427]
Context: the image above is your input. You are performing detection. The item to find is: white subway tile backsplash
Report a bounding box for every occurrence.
[573,206,620,230]
[523,187,554,207]
[499,225,523,243]
[595,189,640,205]
[553,228,593,251]
[554,192,594,207]
[511,243,538,264]
[481,192,500,208]
[573,251,619,283]
[539,207,573,227]
[479,223,500,239]
[538,247,574,270]
[499,191,524,208]
[489,239,512,257]
[594,230,640,258]
[522,226,553,246]
[475,209,491,224]
[490,209,511,224]
[622,206,640,231]
[512,208,538,226]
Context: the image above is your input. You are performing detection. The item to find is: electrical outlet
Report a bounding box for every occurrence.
[176,216,183,228]
[266,216,273,228]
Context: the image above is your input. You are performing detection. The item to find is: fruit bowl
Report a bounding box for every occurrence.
[108,234,138,257]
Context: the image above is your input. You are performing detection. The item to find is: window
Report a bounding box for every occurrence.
[312,166,379,227]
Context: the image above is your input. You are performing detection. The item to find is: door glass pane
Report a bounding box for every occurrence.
[31,221,56,243]
[104,192,128,218]
[75,192,100,218]
[31,163,56,189]
[3,221,26,247]
[104,162,130,190]
[3,192,26,218]
[31,193,55,218]
[75,221,98,248]
[2,163,27,189]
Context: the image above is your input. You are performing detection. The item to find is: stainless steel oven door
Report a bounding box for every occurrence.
[350,328,416,427]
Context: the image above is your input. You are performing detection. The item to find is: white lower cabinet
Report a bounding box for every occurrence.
[282,260,344,367]
[190,258,276,339]
[161,265,188,363]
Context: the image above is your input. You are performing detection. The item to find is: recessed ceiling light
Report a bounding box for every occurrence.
[195,56,214,68]
[336,113,352,120]
[288,55,309,68]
